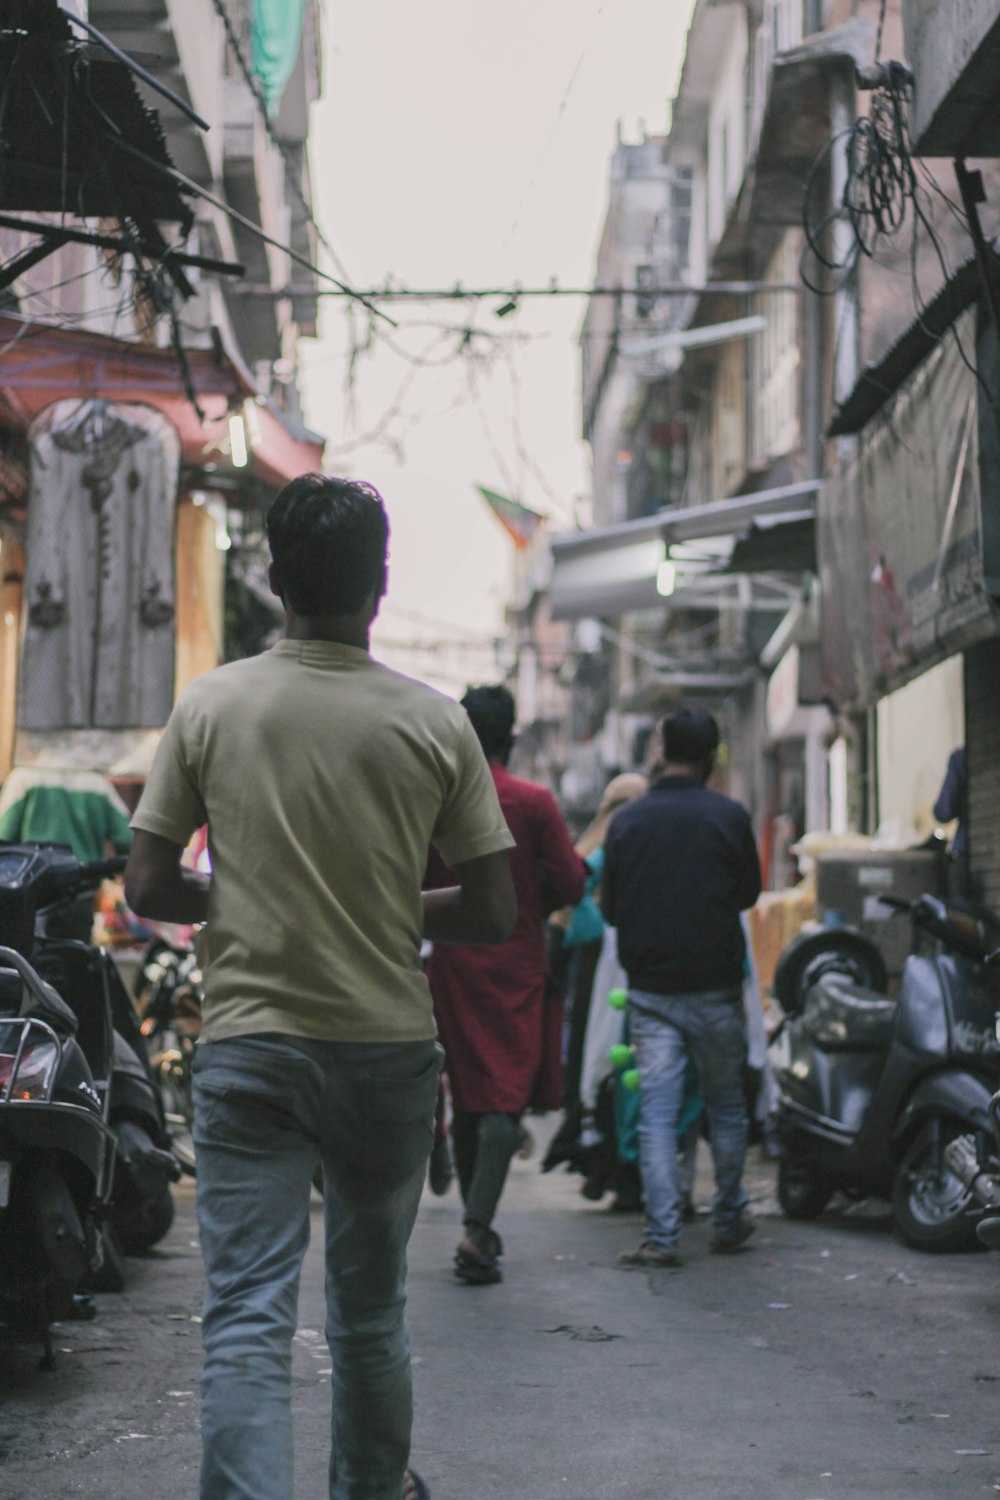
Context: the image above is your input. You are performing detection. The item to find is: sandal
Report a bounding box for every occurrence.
[403,1471,430,1500]
[454,1222,503,1284]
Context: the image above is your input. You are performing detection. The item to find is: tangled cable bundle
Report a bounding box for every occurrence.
[843,80,917,257]
[801,62,917,294]
[802,55,997,411]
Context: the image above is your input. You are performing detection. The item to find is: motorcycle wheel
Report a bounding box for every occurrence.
[159,1057,197,1177]
[778,1155,833,1220]
[773,929,888,1017]
[893,1116,979,1252]
[116,1189,175,1256]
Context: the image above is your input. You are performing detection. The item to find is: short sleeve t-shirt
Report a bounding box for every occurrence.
[131,640,515,1044]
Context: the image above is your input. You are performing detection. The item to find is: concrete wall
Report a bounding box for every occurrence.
[705,23,748,248]
[904,0,1000,153]
[167,0,227,178]
[875,653,964,843]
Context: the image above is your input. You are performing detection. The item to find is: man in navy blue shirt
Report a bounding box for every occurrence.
[603,708,761,1267]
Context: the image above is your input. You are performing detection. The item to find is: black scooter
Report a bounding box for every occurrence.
[0,842,179,1365]
[772,894,1000,1251]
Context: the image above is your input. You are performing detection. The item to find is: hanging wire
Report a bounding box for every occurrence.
[323,328,456,456]
[465,356,523,502]
[799,68,918,296]
[500,344,575,525]
[504,0,606,253]
[799,53,996,406]
[874,0,888,64]
[207,0,354,285]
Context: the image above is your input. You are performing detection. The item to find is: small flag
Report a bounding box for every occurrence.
[476,485,545,549]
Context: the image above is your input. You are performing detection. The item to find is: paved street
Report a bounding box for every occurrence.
[2,1128,999,1500]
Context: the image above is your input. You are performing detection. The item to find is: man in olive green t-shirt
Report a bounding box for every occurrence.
[125,475,515,1500]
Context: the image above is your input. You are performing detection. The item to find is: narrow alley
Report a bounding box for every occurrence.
[2,1135,998,1500]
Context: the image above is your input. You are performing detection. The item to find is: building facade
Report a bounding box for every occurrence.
[0,0,324,780]
[536,0,1000,901]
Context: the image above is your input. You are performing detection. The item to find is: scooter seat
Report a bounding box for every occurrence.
[0,966,77,1034]
[801,979,896,1052]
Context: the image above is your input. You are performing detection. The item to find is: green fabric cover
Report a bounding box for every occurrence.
[0,785,133,862]
[252,0,307,115]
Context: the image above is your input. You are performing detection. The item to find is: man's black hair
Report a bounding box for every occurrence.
[662,707,720,768]
[266,474,389,616]
[461,684,516,761]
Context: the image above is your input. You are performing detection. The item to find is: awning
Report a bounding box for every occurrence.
[548,481,819,620]
[0,0,191,228]
[0,314,323,491]
[828,258,982,436]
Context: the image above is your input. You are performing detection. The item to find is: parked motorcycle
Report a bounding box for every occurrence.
[134,937,203,1177]
[0,842,180,1365]
[772,894,1000,1251]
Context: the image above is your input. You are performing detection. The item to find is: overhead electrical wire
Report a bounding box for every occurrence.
[258,280,803,302]
[107,133,395,326]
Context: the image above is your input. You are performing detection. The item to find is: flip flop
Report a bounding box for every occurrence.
[454,1252,502,1285]
[404,1470,430,1500]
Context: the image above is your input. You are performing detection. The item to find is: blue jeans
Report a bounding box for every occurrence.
[629,991,749,1251]
[192,1032,442,1500]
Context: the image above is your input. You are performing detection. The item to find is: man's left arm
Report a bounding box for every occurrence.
[734,812,763,911]
[125,830,210,924]
[125,696,209,922]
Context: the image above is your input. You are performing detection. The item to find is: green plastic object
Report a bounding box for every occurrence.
[622,1068,641,1092]
[608,1043,633,1069]
[607,987,629,1011]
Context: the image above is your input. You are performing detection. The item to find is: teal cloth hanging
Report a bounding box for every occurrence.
[252,0,307,115]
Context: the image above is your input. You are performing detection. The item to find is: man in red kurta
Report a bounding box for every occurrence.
[426,685,586,1285]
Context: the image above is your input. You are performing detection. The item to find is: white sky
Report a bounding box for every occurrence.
[301,0,696,693]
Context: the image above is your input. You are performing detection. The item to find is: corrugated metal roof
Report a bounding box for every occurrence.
[827,258,983,436]
[0,0,190,228]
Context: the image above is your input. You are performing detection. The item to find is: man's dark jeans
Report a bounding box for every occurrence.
[192,1032,442,1500]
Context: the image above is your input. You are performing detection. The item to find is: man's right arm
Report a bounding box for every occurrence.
[422,849,516,945]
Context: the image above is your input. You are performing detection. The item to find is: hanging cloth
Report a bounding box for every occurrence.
[20,399,180,731]
[252,0,307,115]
